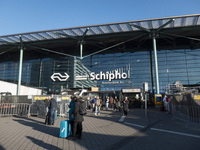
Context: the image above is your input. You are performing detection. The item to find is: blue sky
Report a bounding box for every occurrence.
[0,0,199,36]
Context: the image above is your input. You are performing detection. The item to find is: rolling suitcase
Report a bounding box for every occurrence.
[59,120,71,138]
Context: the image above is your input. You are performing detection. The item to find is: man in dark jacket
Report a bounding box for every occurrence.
[48,95,57,125]
[68,97,84,140]
[122,96,129,116]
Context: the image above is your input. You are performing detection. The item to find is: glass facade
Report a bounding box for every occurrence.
[0,48,200,94]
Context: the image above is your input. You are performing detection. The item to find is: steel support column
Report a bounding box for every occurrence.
[80,41,83,60]
[129,19,174,94]
[17,35,23,95]
[152,33,160,94]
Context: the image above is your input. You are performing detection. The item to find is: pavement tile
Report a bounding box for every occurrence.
[0,108,200,150]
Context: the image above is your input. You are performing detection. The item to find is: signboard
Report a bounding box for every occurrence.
[143,82,148,92]
[34,96,70,101]
[91,87,99,92]
[51,73,70,81]
[194,95,200,100]
[62,97,70,100]
[51,66,131,83]
[34,96,48,100]
[122,88,141,93]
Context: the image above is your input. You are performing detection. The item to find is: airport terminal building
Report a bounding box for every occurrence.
[0,14,200,95]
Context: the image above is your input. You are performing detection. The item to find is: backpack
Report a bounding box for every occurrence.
[79,100,87,116]
[92,98,96,104]
[166,97,170,102]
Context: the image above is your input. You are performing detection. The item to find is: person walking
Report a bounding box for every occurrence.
[122,96,129,116]
[101,97,106,110]
[163,95,170,111]
[106,96,109,110]
[109,96,114,109]
[48,95,57,125]
[113,96,118,111]
[117,98,121,111]
[95,96,101,115]
[45,98,50,115]
[68,97,84,141]
[91,96,96,113]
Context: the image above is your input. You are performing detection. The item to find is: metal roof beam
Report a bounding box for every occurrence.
[157,19,174,32]
[129,23,151,32]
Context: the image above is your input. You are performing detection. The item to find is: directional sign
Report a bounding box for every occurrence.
[51,73,70,81]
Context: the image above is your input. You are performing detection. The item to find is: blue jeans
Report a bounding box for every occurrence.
[95,105,100,114]
[50,108,56,124]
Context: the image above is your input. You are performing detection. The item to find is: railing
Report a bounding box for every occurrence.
[0,102,70,118]
[171,104,200,123]
[29,102,70,118]
[0,95,71,118]
[188,106,200,123]
[0,103,30,117]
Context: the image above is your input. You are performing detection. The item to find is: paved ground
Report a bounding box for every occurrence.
[0,108,200,150]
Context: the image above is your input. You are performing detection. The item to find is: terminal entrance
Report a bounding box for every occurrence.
[80,88,147,108]
[121,88,143,108]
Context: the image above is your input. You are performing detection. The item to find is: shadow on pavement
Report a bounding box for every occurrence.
[0,145,5,150]
[26,136,63,150]
[1,109,199,150]
[13,115,45,125]
[12,117,60,138]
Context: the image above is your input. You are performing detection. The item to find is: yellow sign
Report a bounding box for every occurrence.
[194,95,200,100]
[35,97,48,100]
[34,96,69,100]
[62,97,69,100]
[91,87,99,92]
[132,89,134,92]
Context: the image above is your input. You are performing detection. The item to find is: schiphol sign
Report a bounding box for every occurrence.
[90,70,129,81]
[75,68,131,83]
[51,69,130,82]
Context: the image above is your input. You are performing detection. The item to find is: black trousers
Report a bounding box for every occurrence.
[123,110,128,116]
[72,121,82,138]
[70,121,74,136]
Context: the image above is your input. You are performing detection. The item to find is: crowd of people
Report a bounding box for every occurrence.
[67,95,130,141]
[88,95,129,116]
[44,92,174,142]
[45,94,130,141]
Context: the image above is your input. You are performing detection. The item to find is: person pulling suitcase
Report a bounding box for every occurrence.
[68,96,85,141]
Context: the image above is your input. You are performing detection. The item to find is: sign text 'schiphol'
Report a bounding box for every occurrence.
[90,70,129,81]
[51,69,130,82]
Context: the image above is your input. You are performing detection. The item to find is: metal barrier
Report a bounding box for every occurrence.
[29,102,70,118]
[0,103,30,117]
[0,95,71,118]
[172,104,200,123]
[0,102,70,118]
[29,103,38,116]
[188,106,200,123]
[1,95,32,104]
